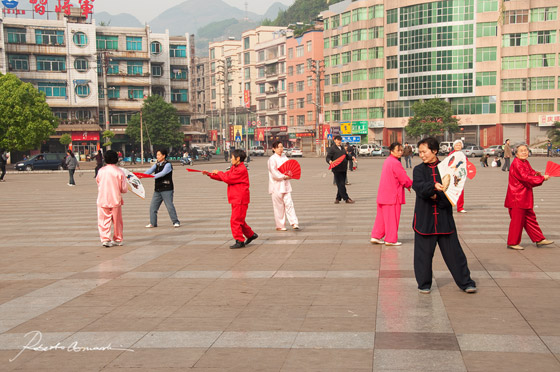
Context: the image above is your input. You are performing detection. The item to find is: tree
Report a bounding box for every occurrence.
[59,133,72,147]
[125,95,183,151]
[0,73,58,151]
[102,130,115,148]
[547,121,560,145]
[405,98,459,139]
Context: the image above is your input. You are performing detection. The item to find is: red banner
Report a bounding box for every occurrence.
[244,90,251,109]
[71,132,100,141]
[256,128,265,142]
[210,130,218,142]
[296,132,313,137]
[321,124,331,140]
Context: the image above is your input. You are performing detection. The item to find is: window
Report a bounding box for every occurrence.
[128,87,143,99]
[340,34,348,46]
[369,47,384,60]
[77,110,92,120]
[341,52,351,65]
[297,98,305,108]
[75,84,90,97]
[244,37,250,50]
[126,36,142,51]
[369,4,384,19]
[296,64,304,74]
[110,112,132,125]
[36,29,64,45]
[244,52,250,64]
[288,83,294,93]
[244,68,250,79]
[369,87,384,99]
[369,67,384,79]
[477,22,497,37]
[307,41,312,52]
[387,79,398,92]
[288,99,294,109]
[528,54,555,68]
[387,56,398,69]
[210,48,215,59]
[504,10,528,24]
[72,32,87,47]
[341,71,351,83]
[307,111,313,122]
[37,56,66,71]
[324,38,330,49]
[7,28,27,44]
[353,88,368,100]
[329,73,338,85]
[528,99,555,112]
[332,91,340,103]
[387,9,397,24]
[451,96,496,115]
[127,61,143,75]
[171,89,188,102]
[179,115,191,125]
[74,58,88,72]
[151,41,162,54]
[258,50,265,62]
[352,7,367,22]
[297,115,305,126]
[38,82,66,97]
[387,33,398,47]
[529,76,555,90]
[353,69,368,82]
[501,100,527,113]
[502,56,528,70]
[476,71,496,86]
[108,86,120,99]
[369,26,384,39]
[288,48,293,59]
[259,84,265,94]
[476,47,496,62]
[502,33,528,47]
[369,107,384,119]
[353,108,368,120]
[530,7,557,22]
[342,90,352,102]
[502,78,527,92]
[107,61,119,74]
[324,111,331,122]
[170,45,186,57]
[342,11,351,26]
[171,66,187,80]
[288,66,293,76]
[296,45,304,57]
[324,93,331,104]
[529,30,556,45]
[342,109,352,121]
[307,76,313,87]
[296,81,304,91]
[477,0,498,13]
[307,93,313,103]
[8,54,29,71]
[96,35,118,50]
[352,29,368,42]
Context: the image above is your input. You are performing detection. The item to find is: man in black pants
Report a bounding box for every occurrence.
[326,135,355,204]
[0,150,8,182]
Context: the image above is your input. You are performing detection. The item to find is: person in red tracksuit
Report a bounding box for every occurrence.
[505,143,553,250]
[203,149,258,249]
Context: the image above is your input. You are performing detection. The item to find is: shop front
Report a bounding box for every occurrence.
[71,131,100,161]
[368,120,384,145]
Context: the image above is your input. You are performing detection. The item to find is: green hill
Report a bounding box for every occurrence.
[262,0,346,26]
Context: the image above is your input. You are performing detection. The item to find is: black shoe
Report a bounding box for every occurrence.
[245,233,258,245]
[230,240,245,249]
[346,198,355,204]
[334,199,340,204]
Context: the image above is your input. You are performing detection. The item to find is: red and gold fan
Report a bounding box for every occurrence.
[545,161,560,177]
[328,155,346,170]
[278,159,301,180]
[133,172,154,179]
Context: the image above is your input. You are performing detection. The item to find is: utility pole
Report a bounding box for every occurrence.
[101,51,111,150]
[224,57,230,149]
[140,110,144,165]
[311,59,323,156]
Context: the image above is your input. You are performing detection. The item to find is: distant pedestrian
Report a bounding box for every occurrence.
[94,149,103,178]
[547,140,552,157]
[347,143,356,171]
[268,141,299,231]
[502,139,512,171]
[403,142,413,168]
[131,150,136,164]
[65,149,79,186]
[370,142,412,246]
[492,156,501,168]
[203,149,258,249]
[505,143,553,250]
[327,135,355,204]
[0,150,8,182]
[144,149,180,228]
[480,153,489,167]
[96,150,128,247]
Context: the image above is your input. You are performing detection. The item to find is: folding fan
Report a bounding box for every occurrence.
[133,172,154,179]
[466,160,477,180]
[185,168,203,173]
[328,154,346,170]
[278,159,301,180]
[545,161,560,177]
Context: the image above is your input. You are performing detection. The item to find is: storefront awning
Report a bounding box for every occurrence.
[183,131,206,135]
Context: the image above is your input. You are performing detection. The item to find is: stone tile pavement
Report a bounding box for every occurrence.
[0,155,559,371]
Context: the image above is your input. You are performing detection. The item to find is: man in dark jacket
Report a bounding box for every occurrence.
[0,150,8,182]
[144,149,180,228]
[326,135,355,204]
[94,149,103,178]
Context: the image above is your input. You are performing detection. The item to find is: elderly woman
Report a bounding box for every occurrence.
[449,140,467,213]
[370,142,412,246]
[268,141,299,231]
[505,144,553,250]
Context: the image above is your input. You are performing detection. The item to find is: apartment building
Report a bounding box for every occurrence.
[1,10,199,157]
[321,0,560,146]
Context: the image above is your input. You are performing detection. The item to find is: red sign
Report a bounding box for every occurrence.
[79,0,95,18]
[256,128,265,142]
[210,130,218,142]
[29,0,47,15]
[55,0,73,15]
[2,8,26,14]
[244,90,251,109]
[71,132,100,141]
[229,125,234,141]
[321,124,331,140]
[296,132,313,138]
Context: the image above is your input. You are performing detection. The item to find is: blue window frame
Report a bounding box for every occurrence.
[171,89,188,102]
[38,82,66,97]
[75,84,90,97]
[170,45,186,57]
[126,36,142,51]
[127,61,143,75]
[35,29,64,45]
[128,86,144,99]
[36,56,66,71]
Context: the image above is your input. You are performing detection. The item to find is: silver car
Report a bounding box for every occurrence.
[371,146,390,156]
[464,145,484,157]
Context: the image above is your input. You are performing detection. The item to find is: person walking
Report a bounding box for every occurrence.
[449,140,467,213]
[502,139,512,171]
[327,135,355,204]
[94,149,103,178]
[412,137,477,294]
[370,142,412,246]
[203,149,258,249]
[547,140,552,157]
[0,150,8,182]
[96,150,128,247]
[131,150,136,164]
[403,142,413,169]
[65,149,79,186]
[268,141,299,231]
[347,143,356,172]
[505,143,553,250]
[144,149,180,228]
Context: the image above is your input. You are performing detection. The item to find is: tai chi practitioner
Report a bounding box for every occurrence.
[370,142,412,246]
[267,141,299,231]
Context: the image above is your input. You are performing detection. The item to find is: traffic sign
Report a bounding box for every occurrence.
[341,136,361,143]
[327,134,333,140]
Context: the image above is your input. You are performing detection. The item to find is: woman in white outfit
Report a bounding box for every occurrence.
[268,141,299,231]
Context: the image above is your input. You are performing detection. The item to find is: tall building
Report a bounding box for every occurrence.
[321,0,560,146]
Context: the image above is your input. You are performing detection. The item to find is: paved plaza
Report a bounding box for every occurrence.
[0,155,559,371]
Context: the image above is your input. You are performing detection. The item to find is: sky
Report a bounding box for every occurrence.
[93,0,295,23]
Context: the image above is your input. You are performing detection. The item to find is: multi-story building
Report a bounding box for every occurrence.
[286,26,324,150]
[1,9,200,157]
[321,0,560,146]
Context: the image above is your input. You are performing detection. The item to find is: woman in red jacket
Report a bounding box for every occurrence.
[505,144,553,250]
[203,149,258,249]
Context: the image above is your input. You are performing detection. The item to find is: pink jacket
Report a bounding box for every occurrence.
[377,155,413,205]
[96,165,128,208]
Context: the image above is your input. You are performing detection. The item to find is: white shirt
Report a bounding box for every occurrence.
[267,153,292,195]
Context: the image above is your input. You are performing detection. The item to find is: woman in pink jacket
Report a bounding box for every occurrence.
[370,142,413,246]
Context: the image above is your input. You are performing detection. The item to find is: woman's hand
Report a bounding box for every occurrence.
[544,175,550,181]
[434,182,444,192]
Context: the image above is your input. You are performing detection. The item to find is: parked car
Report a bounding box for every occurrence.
[371,146,390,156]
[250,146,265,156]
[439,141,454,155]
[409,144,418,155]
[463,145,484,157]
[483,145,504,158]
[358,144,377,156]
[290,148,303,157]
[15,153,66,171]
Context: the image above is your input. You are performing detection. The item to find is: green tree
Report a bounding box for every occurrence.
[125,95,183,151]
[0,73,58,151]
[102,130,115,148]
[59,133,72,147]
[405,98,459,139]
[547,121,560,145]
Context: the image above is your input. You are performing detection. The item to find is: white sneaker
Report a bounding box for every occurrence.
[102,241,113,247]
[276,227,287,231]
[292,224,300,230]
[459,210,467,213]
[145,224,156,228]
[370,238,384,244]
[385,241,402,246]
[173,223,180,228]
[112,241,123,246]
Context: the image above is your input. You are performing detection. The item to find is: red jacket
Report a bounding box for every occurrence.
[209,162,250,205]
[504,157,544,209]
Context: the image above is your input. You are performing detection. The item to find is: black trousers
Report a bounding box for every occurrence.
[0,165,5,180]
[414,231,475,290]
[333,171,349,201]
[348,160,353,171]
[94,164,102,177]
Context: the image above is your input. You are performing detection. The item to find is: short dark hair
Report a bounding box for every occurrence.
[389,142,402,152]
[334,135,342,141]
[417,137,439,154]
[231,149,246,162]
[272,141,282,149]
[157,149,168,158]
[67,149,75,158]
[104,150,119,164]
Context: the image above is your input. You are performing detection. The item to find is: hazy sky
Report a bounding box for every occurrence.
[94,0,294,22]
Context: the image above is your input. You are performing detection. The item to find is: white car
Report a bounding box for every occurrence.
[250,146,265,156]
[358,144,377,156]
[291,148,303,157]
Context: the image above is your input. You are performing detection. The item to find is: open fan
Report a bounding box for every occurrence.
[545,161,560,177]
[278,159,301,180]
[328,154,346,170]
[133,172,154,179]
[466,160,477,180]
[185,168,203,173]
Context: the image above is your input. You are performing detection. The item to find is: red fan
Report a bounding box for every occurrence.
[278,159,301,180]
[328,155,346,170]
[185,168,203,173]
[466,160,477,180]
[545,161,560,177]
[133,172,154,179]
